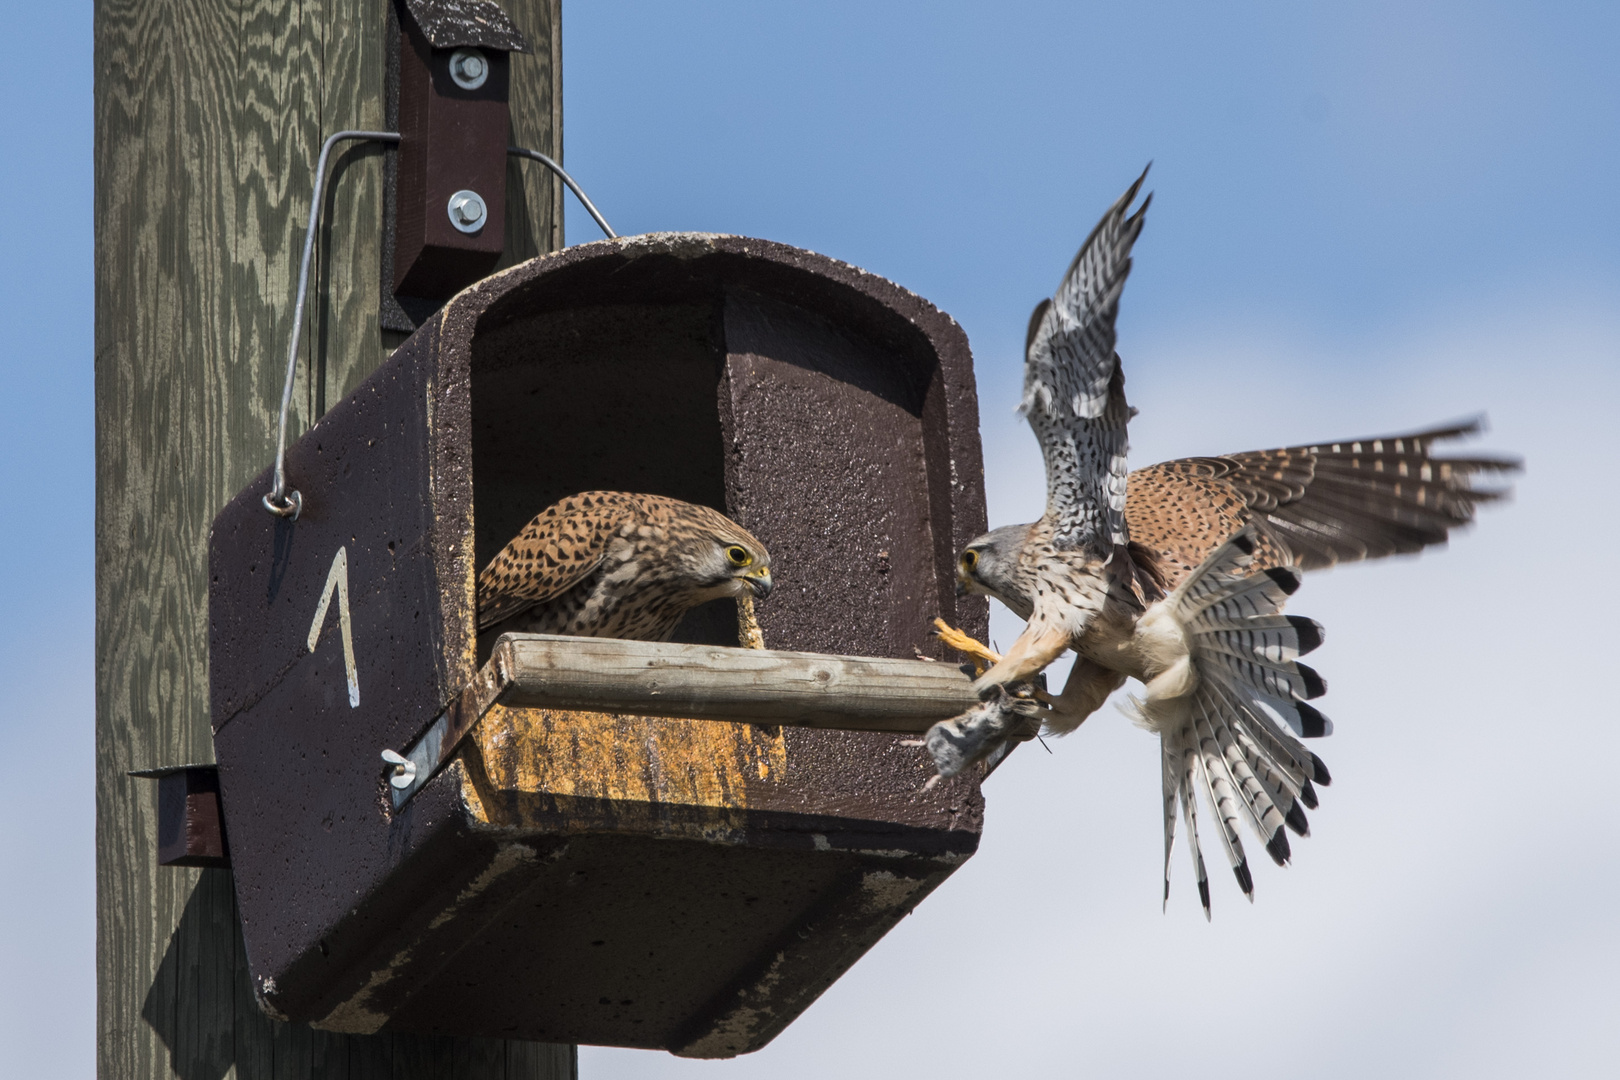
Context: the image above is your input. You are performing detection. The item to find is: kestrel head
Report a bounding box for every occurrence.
[955,523,1034,620]
[663,505,774,603]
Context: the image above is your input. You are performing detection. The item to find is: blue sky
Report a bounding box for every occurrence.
[3,2,1616,1077]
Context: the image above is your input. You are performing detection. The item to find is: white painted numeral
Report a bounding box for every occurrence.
[308,546,360,708]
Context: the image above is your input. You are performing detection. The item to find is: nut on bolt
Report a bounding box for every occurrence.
[381,748,418,790]
[448,48,489,90]
[447,189,487,234]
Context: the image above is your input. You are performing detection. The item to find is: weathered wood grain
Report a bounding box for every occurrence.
[95,1,567,1076]
[492,635,981,730]
[311,0,393,416]
[503,0,565,260]
[508,1044,577,1078]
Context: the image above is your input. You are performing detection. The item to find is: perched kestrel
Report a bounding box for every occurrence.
[930,170,1517,915]
[477,491,773,642]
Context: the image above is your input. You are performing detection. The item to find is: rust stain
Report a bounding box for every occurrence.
[460,706,788,826]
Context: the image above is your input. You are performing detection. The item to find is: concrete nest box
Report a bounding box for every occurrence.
[207,233,991,1056]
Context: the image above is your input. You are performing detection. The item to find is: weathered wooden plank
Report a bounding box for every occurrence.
[503,0,564,260]
[95,0,570,1076]
[229,878,278,1079]
[273,1014,319,1080]
[347,1033,396,1080]
[313,0,394,414]
[308,1026,354,1080]
[447,1037,506,1078]
[505,1043,575,1080]
[410,634,980,808]
[198,869,243,1074]
[390,1033,452,1079]
[95,0,246,1074]
[493,634,981,730]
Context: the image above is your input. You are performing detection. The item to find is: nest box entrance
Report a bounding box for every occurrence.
[207,233,990,1056]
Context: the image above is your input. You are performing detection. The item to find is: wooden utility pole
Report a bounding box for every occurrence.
[94,1,572,1075]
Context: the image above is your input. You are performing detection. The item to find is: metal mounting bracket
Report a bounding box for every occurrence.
[381,0,531,331]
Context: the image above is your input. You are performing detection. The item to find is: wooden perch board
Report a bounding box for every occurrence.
[397,634,983,809]
[494,633,981,728]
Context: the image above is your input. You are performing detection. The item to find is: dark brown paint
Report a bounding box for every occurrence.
[208,234,990,1055]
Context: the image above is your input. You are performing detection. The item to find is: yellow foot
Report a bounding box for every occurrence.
[931,618,1001,677]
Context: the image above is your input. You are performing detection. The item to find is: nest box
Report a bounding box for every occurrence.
[207,233,991,1056]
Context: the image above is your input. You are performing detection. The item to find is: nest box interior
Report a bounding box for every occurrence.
[207,233,990,1057]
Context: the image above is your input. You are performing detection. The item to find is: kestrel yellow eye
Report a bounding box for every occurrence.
[961,550,979,572]
[726,545,752,567]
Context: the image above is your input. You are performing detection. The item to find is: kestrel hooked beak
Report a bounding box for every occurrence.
[742,565,773,599]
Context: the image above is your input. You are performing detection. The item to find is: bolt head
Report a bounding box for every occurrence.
[448,48,490,90]
[446,189,488,233]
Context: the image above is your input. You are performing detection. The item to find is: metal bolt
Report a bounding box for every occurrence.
[447,189,487,233]
[448,48,489,91]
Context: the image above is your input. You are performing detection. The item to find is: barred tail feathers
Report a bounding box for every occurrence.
[1177,736,1212,920]
[1196,690,1292,865]
[1160,733,1179,911]
[1140,524,1334,914]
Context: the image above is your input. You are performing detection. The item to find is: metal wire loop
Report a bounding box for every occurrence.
[508,146,618,238]
[263,130,402,519]
[262,488,303,519]
[264,134,616,518]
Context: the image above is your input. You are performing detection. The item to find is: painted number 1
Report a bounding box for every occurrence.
[309,546,360,708]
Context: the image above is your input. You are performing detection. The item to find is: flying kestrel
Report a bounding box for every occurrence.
[929,170,1517,915]
[476,491,773,643]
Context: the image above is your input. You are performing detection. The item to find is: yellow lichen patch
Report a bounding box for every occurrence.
[460,705,788,827]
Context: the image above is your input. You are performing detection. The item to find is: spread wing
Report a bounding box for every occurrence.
[1126,419,1520,587]
[1022,168,1151,552]
[476,491,638,631]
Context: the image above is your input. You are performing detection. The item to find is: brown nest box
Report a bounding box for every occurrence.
[207,233,991,1056]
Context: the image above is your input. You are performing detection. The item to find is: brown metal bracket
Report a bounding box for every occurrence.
[381,0,531,331]
[128,765,231,868]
